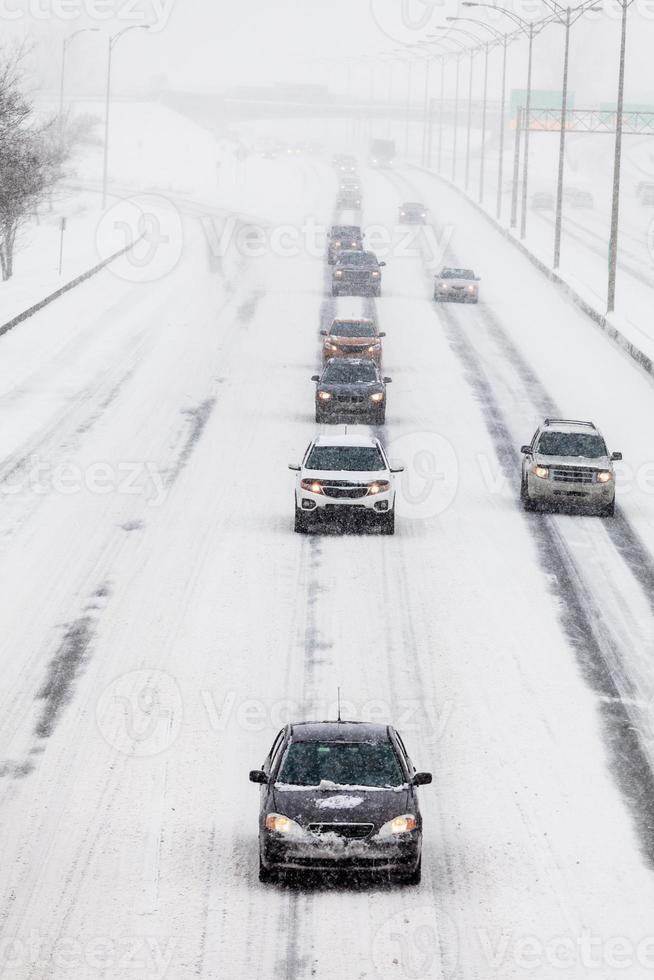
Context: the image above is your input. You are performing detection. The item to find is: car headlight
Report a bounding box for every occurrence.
[325,342,339,351]
[265,813,305,837]
[597,470,613,483]
[441,283,449,289]
[334,271,343,278]
[370,392,385,402]
[378,814,418,837]
[368,344,380,352]
[371,271,380,278]
[351,241,358,246]
[532,464,549,479]
[300,479,323,493]
[468,285,475,292]
[400,211,406,216]
[318,390,332,401]
[368,480,390,494]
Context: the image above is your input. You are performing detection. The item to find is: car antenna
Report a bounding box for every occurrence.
[344,425,348,435]
[337,686,342,722]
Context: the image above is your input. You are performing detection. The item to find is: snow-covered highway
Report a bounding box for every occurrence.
[2,150,654,980]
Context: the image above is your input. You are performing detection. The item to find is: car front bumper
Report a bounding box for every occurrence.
[435,288,478,302]
[296,487,394,514]
[527,475,615,508]
[261,830,420,874]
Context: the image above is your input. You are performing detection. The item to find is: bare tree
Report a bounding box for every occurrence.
[0,45,67,281]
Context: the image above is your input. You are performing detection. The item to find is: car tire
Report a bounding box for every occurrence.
[521,476,535,512]
[294,506,310,534]
[331,287,339,297]
[315,410,329,424]
[600,500,616,518]
[259,857,277,884]
[374,287,381,298]
[373,410,386,425]
[433,293,440,302]
[379,510,395,535]
[397,859,421,885]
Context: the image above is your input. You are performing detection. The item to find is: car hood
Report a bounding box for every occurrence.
[317,381,383,393]
[533,453,612,470]
[271,783,412,831]
[436,277,476,287]
[326,337,379,347]
[301,467,390,483]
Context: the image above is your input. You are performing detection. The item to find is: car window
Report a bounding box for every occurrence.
[330,321,376,338]
[277,740,405,788]
[536,432,607,457]
[337,252,377,267]
[440,268,474,280]
[265,729,286,774]
[305,445,386,472]
[322,361,378,383]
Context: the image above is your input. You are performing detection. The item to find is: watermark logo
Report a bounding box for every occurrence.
[369,0,450,43]
[0,0,174,31]
[96,194,183,283]
[388,431,459,519]
[96,669,183,757]
[372,906,459,979]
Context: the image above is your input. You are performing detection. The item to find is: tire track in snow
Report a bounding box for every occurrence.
[386,168,654,864]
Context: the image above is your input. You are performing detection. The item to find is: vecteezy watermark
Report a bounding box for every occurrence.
[201,214,454,271]
[388,431,459,520]
[369,0,451,44]
[96,669,183,757]
[372,907,460,979]
[96,195,183,284]
[478,928,654,971]
[0,0,174,30]
[0,932,176,976]
[0,458,167,507]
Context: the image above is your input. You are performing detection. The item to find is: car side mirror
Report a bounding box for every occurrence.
[379,261,387,267]
[383,376,392,383]
[249,769,268,784]
[390,466,404,474]
[520,445,532,454]
[379,331,386,337]
[320,330,327,336]
[413,772,432,786]
[475,277,481,281]
[288,463,301,472]
[311,375,320,382]
[611,451,622,461]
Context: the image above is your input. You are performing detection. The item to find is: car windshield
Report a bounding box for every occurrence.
[337,252,377,267]
[331,226,360,238]
[330,321,376,338]
[322,361,378,383]
[440,268,474,280]
[403,202,423,209]
[537,432,607,457]
[277,740,405,788]
[305,445,386,472]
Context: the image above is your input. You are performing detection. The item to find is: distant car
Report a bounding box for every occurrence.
[320,318,385,366]
[564,188,594,208]
[333,154,357,174]
[250,720,431,881]
[337,187,362,209]
[288,434,403,533]
[327,225,364,265]
[520,418,622,517]
[332,251,386,297]
[312,358,391,425]
[531,191,554,210]
[399,202,427,224]
[433,267,480,303]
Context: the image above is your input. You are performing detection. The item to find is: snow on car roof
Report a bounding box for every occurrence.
[290,721,391,742]
[313,433,379,448]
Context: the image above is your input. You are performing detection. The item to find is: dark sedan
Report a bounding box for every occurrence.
[327,226,363,265]
[250,721,432,883]
[312,358,391,424]
[332,250,386,297]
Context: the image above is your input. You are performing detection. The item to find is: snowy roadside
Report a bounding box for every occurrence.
[409,162,654,383]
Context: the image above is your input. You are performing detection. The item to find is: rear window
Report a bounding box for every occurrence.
[440,268,474,280]
[305,445,385,472]
[330,321,376,338]
[537,432,607,457]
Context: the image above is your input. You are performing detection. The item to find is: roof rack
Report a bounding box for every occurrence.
[543,418,595,428]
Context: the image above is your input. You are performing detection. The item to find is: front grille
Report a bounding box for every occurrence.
[551,468,595,485]
[343,345,369,354]
[335,394,365,404]
[308,823,374,840]
[321,483,369,499]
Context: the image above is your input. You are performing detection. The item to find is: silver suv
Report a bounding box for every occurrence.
[520,419,621,517]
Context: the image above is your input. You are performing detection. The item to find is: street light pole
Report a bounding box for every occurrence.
[511,106,523,227]
[479,41,490,202]
[438,56,446,172]
[519,22,535,239]
[59,28,100,119]
[497,33,508,219]
[465,48,475,190]
[102,25,150,210]
[553,7,571,268]
[607,0,632,313]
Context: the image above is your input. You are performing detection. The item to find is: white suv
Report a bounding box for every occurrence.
[289,433,403,534]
